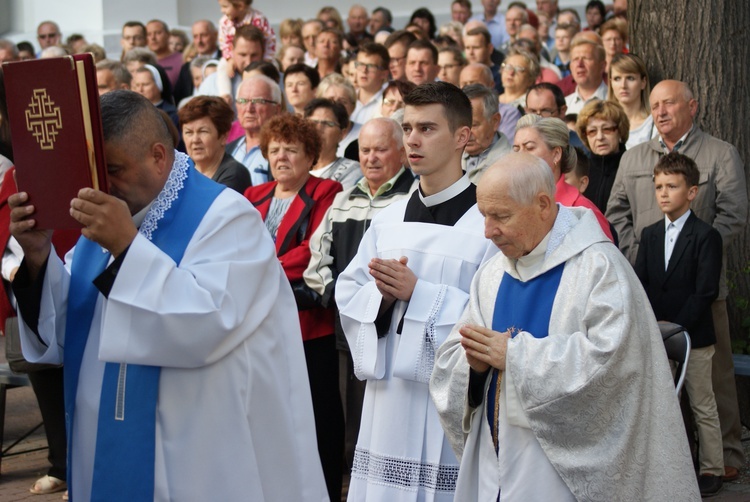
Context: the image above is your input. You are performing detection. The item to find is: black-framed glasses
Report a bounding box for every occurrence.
[308,119,340,129]
[525,108,557,118]
[236,98,278,106]
[354,61,385,72]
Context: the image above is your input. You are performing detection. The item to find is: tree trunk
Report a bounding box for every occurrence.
[630,0,750,352]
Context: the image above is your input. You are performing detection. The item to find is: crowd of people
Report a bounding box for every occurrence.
[0,0,747,500]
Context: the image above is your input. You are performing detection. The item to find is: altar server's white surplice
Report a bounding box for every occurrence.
[336,177,496,502]
[19,177,328,501]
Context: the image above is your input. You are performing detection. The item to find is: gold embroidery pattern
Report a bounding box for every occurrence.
[25,89,62,150]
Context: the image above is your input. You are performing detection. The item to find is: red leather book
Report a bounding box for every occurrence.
[1,53,108,229]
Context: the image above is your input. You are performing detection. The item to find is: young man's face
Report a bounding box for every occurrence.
[654,172,697,221]
[402,103,467,178]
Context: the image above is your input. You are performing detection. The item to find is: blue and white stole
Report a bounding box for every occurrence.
[486,262,565,454]
[63,153,225,501]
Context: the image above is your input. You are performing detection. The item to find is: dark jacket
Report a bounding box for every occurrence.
[213,152,251,193]
[584,143,625,214]
[634,211,722,348]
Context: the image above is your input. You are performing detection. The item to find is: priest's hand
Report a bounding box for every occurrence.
[70,188,137,258]
[369,256,417,305]
[9,191,53,280]
[460,324,510,373]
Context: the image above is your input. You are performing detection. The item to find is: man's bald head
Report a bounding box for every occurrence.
[477,153,558,258]
[460,63,494,89]
[650,79,697,146]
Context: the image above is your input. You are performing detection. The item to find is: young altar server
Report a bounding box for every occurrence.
[335,81,496,501]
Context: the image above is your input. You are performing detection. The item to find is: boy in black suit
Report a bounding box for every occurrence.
[634,152,724,497]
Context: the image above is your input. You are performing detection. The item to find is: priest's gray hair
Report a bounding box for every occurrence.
[488,153,556,206]
[515,114,577,174]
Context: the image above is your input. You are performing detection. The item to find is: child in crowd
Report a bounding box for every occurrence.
[215,0,275,101]
[278,18,303,48]
[564,147,590,194]
[634,152,724,498]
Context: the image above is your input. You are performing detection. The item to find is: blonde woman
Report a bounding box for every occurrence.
[607,53,656,149]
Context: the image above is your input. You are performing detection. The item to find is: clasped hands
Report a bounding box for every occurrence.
[369,256,417,309]
[460,324,511,373]
[10,188,137,261]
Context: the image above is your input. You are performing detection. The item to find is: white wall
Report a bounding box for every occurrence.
[2,0,587,54]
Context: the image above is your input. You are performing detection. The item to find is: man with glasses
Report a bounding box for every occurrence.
[226,75,282,185]
[437,47,466,87]
[352,43,390,124]
[36,21,61,55]
[526,82,585,149]
[384,30,417,82]
[120,21,147,61]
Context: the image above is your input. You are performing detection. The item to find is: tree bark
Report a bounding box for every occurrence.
[630,0,750,351]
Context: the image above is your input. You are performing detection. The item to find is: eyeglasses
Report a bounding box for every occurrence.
[585,125,618,137]
[236,98,278,106]
[389,56,406,66]
[501,63,528,74]
[382,98,403,107]
[525,108,557,118]
[308,119,340,129]
[354,62,385,72]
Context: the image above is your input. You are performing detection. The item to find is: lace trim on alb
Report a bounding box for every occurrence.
[352,448,458,492]
[414,284,446,383]
[139,152,189,241]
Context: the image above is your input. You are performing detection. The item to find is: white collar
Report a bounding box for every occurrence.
[665,209,691,230]
[418,173,471,207]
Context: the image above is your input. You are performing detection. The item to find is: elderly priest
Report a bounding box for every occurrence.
[430,153,700,501]
[9,91,328,502]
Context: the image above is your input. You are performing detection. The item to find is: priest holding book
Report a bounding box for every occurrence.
[8,90,328,502]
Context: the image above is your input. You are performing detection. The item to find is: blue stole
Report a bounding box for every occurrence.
[486,263,565,453]
[63,161,224,501]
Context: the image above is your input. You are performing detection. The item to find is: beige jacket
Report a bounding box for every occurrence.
[606,126,747,263]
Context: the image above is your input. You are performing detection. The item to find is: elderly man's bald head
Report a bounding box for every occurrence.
[358,118,406,193]
[459,63,494,89]
[477,153,558,258]
[649,79,697,146]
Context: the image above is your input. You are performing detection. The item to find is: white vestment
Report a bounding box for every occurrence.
[335,183,496,501]
[430,206,701,502]
[19,180,328,501]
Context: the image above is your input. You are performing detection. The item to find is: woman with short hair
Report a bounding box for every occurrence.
[576,100,629,213]
[178,96,251,193]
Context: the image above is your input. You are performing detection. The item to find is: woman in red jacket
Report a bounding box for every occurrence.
[244,113,343,501]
